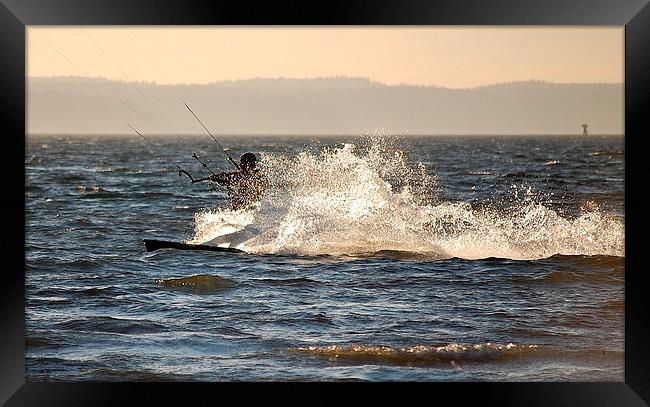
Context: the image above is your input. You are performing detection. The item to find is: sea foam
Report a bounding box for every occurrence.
[189,137,624,260]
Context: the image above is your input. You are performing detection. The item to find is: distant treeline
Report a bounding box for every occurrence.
[28,77,623,136]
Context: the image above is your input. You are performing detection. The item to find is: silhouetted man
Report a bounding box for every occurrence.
[208,152,268,210]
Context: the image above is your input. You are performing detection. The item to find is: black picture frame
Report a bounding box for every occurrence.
[3,0,649,405]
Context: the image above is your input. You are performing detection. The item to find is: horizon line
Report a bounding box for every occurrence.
[27,75,624,90]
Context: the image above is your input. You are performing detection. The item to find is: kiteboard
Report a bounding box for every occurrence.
[143,239,244,253]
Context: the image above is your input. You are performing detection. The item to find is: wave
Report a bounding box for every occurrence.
[136,191,178,198]
[68,259,101,269]
[25,335,65,349]
[89,368,180,381]
[58,316,167,334]
[188,136,624,260]
[76,185,121,199]
[92,167,142,174]
[26,184,44,193]
[544,160,562,166]
[507,255,624,285]
[157,274,236,294]
[502,171,542,179]
[587,149,623,157]
[80,286,122,297]
[73,217,94,226]
[59,174,87,182]
[252,277,320,287]
[544,269,622,285]
[27,257,103,271]
[291,342,540,366]
[344,249,449,261]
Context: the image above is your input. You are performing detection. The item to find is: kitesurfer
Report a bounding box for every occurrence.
[208,152,268,210]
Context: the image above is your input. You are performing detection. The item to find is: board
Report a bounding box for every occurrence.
[143,239,244,253]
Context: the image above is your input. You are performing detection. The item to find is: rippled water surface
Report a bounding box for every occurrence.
[26,134,624,381]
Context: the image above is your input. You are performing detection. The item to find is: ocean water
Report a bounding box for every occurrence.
[25,134,624,381]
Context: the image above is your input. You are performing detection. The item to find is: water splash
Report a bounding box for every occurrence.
[189,137,624,260]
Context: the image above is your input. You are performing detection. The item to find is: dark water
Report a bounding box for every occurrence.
[25,134,624,381]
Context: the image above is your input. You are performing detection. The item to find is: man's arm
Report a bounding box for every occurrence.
[209,172,237,186]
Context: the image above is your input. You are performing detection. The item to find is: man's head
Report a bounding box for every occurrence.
[240,152,257,171]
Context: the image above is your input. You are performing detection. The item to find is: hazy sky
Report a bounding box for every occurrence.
[28,26,623,88]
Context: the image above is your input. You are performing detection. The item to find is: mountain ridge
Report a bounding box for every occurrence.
[27,77,623,135]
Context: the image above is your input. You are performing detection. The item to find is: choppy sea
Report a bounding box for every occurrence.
[25,134,624,381]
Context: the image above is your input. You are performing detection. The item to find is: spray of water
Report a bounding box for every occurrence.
[189,136,624,260]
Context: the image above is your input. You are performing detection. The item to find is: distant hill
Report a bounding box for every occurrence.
[27,77,623,136]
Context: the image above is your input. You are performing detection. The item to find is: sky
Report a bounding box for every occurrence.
[27,26,624,88]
